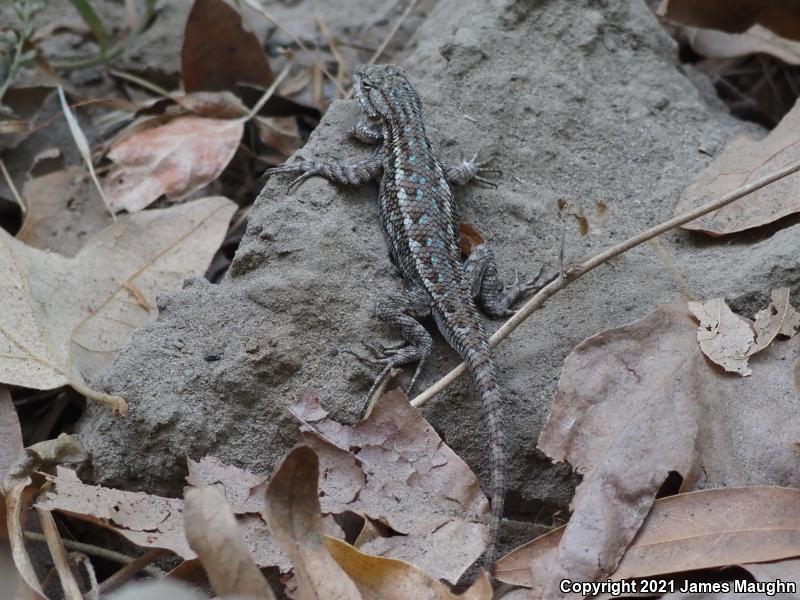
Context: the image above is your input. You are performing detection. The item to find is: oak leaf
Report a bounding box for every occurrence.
[674,98,800,235]
[0,197,236,413]
[531,303,800,599]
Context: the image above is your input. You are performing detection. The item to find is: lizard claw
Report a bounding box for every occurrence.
[262,161,318,193]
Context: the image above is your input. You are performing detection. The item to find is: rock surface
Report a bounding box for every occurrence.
[78,0,790,555]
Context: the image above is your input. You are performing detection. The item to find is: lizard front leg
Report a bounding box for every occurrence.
[263,148,383,192]
[363,285,433,409]
[348,118,383,144]
[464,243,541,318]
[445,153,500,187]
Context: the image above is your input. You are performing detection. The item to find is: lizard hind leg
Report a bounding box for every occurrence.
[363,286,433,410]
[464,243,542,318]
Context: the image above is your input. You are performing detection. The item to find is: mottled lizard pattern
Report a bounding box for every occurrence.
[265,65,537,568]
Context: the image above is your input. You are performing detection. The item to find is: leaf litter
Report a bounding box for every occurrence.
[521,299,800,598]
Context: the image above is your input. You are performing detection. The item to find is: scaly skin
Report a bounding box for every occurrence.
[265,64,538,569]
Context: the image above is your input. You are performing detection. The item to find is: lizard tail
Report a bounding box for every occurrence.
[463,343,506,571]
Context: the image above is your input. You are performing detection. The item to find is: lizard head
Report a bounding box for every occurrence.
[353,64,419,121]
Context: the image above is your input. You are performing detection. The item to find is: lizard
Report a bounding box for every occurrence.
[263,64,538,569]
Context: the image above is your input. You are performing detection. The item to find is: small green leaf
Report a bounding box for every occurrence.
[68,0,111,51]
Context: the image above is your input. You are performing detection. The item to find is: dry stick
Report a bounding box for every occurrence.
[343,0,420,100]
[95,548,168,595]
[411,158,800,407]
[23,531,167,578]
[37,508,83,600]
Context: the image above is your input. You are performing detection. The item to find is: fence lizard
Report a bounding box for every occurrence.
[264,64,538,569]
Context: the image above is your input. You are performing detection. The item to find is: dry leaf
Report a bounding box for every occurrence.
[181,0,274,93]
[291,389,488,584]
[533,303,800,599]
[184,486,276,600]
[657,0,800,42]
[497,487,800,588]
[0,197,235,412]
[263,445,362,600]
[325,536,493,600]
[16,166,113,256]
[683,25,800,64]
[104,117,243,213]
[458,223,486,256]
[2,435,84,600]
[254,115,303,162]
[689,289,797,375]
[0,387,23,486]
[674,98,800,235]
[109,580,207,600]
[36,467,194,558]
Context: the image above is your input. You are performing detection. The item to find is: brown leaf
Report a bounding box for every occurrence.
[186,456,289,571]
[674,99,800,235]
[184,486,276,600]
[497,487,800,589]
[16,166,113,256]
[657,0,800,42]
[290,389,489,584]
[104,116,243,213]
[325,536,493,600]
[254,115,303,162]
[532,303,800,599]
[458,223,486,256]
[263,445,361,600]
[182,0,274,93]
[36,467,194,558]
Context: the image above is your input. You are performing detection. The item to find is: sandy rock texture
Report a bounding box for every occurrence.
[78,0,790,553]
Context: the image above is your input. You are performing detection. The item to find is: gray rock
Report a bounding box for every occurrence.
[79,0,784,557]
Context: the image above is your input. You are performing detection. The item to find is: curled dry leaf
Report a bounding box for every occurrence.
[688,289,798,375]
[110,580,207,600]
[291,389,489,584]
[36,467,194,559]
[184,486,276,600]
[104,117,243,213]
[0,197,236,413]
[674,98,800,235]
[496,487,800,588]
[264,445,361,600]
[325,536,493,600]
[2,434,84,600]
[181,0,274,93]
[533,303,800,599]
[657,0,800,41]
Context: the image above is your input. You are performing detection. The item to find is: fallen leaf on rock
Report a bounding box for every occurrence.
[290,389,488,584]
[182,0,274,93]
[688,289,798,375]
[533,303,800,599]
[0,197,236,412]
[657,0,800,42]
[36,467,194,558]
[674,98,800,235]
[497,487,800,588]
[16,166,113,256]
[104,117,243,213]
[265,445,362,600]
[185,456,289,571]
[683,25,800,64]
[325,536,493,600]
[184,486,276,600]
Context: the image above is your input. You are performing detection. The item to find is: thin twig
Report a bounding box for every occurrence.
[410,158,800,407]
[23,531,168,578]
[344,0,419,100]
[0,157,26,213]
[37,507,83,600]
[95,548,168,595]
